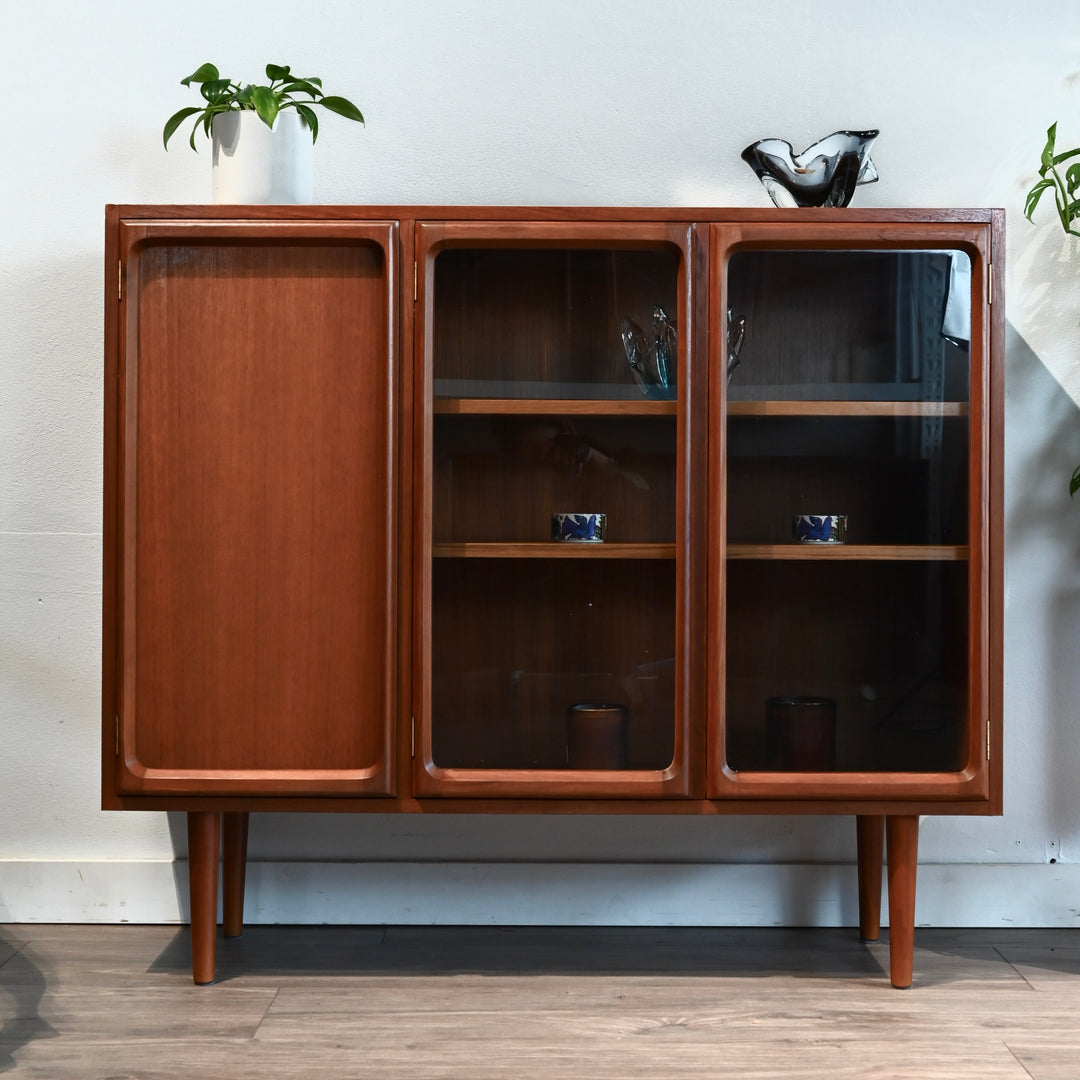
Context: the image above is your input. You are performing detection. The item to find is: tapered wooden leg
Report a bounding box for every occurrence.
[222,812,250,939]
[856,815,885,942]
[885,814,919,989]
[187,811,220,985]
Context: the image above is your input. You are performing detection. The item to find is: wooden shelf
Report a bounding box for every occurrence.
[726,543,969,561]
[433,541,677,559]
[727,400,968,418]
[434,397,677,416]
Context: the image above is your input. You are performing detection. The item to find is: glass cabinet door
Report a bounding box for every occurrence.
[710,224,992,799]
[414,222,694,797]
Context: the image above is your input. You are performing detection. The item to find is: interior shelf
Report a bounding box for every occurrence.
[727,401,968,418]
[726,544,969,561]
[434,397,677,416]
[433,542,677,559]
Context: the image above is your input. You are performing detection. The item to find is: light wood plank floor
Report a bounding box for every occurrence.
[2,924,1079,1079]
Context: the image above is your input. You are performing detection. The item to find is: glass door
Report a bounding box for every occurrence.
[414,221,694,797]
[709,223,993,800]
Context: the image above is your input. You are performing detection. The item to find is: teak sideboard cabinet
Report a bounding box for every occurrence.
[103,204,1004,987]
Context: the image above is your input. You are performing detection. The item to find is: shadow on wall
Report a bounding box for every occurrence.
[1005,319,1080,832]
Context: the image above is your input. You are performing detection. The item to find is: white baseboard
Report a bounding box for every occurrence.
[1,860,1078,927]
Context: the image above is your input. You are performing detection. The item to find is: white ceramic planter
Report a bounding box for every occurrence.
[211,109,314,204]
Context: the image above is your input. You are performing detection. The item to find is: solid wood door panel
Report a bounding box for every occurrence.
[117,228,396,795]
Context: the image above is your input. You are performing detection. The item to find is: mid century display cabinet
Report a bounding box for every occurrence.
[102,204,1004,987]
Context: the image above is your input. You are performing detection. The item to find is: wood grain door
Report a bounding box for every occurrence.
[112,219,398,796]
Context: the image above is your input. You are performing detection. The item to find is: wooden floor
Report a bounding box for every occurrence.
[2,924,1079,1079]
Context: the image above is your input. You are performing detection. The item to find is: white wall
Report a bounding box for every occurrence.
[2,0,1080,926]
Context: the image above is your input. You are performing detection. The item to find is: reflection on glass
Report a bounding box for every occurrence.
[427,235,682,775]
[726,415,969,546]
[726,250,971,401]
[723,247,973,775]
[430,559,676,770]
[432,247,679,400]
[725,561,967,773]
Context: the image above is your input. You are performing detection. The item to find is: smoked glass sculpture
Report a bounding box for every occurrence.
[741,130,879,208]
[620,306,677,399]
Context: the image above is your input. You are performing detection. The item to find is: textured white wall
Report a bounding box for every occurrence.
[2,0,1080,925]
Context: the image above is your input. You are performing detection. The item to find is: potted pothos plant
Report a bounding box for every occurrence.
[1026,121,1080,496]
[163,62,364,149]
[163,62,365,203]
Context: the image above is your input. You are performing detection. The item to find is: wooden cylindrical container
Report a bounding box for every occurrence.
[766,696,837,771]
[566,704,629,769]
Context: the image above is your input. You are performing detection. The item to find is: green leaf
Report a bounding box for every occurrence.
[180,62,220,87]
[190,113,209,151]
[163,106,203,149]
[200,78,233,103]
[1041,122,1059,171]
[1070,465,1080,497]
[1025,177,1056,221]
[249,85,280,128]
[1051,146,1080,166]
[294,103,319,142]
[1065,163,1080,196]
[319,95,365,124]
[266,63,291,82]
[281,79,323,99]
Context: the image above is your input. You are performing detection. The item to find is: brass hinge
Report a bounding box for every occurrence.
[987,264,992,306]
[118,261,123,301]
[413,261,418,303]
[411,716,416,758]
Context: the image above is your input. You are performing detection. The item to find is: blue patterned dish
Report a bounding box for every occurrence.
[793,514,847,544]
[552,513,607,542]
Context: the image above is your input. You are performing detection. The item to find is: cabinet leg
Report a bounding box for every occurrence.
[885,815,919,989]
[222,812,250,939]
[187,811,220,985]
[856,815,884,942]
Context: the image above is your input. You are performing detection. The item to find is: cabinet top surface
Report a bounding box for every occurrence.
[106,204,1003,224]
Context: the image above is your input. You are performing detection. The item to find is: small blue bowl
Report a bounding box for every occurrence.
[793,514,847,544]
[552,513,607,543]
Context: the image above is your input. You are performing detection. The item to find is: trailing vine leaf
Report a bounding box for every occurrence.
[320,96,365,123]
[162,107,202,150]
[294,103,319,142]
